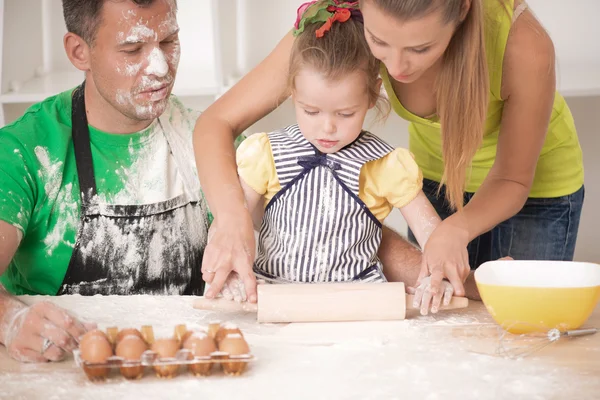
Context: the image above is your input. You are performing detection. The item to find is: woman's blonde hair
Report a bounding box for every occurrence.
[363,0,495,210]
[289,6,390,121]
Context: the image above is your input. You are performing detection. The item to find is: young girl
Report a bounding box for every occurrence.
[235,2,448,296]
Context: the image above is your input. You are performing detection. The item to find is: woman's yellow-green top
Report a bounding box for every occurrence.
[381,0,584,197]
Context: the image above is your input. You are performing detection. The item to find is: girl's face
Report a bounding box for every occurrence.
[292,68,378,154]
[361,1,456,83]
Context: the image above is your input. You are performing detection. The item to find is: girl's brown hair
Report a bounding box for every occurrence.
[289,6,389,120]
[363,0,491,210]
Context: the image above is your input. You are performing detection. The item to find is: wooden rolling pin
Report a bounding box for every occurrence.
[193,282,468,323]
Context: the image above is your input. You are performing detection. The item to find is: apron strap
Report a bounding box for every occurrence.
[71,81,98,208]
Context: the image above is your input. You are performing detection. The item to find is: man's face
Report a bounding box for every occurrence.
[89,0,180,122]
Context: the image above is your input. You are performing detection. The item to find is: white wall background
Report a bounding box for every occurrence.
[1,0,599,261]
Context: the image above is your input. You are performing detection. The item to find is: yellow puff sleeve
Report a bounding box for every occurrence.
[236,132,281,205]
[359,148,423,222]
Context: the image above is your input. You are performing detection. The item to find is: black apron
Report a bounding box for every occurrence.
[58,83,207,295]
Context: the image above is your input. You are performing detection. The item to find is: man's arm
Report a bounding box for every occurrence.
[0,221,31,351]
[0,220,26,329]
[0,220,94,362]
[378,226,422,287]
[379,226,481,300]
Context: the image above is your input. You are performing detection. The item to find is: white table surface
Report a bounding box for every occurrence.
[1,295,598,400]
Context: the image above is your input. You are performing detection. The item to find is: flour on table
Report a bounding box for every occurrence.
[2,296,597,400]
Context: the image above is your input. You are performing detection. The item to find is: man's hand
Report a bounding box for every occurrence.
[1,301,96,363]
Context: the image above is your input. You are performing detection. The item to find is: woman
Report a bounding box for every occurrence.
[193,0,584,302]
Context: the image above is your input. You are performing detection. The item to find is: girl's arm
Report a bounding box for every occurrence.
[195,32,295,302]
[399,191,441,249]
[400,193,462,314]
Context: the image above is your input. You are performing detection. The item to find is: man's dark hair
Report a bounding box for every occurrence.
[62,0,177,45]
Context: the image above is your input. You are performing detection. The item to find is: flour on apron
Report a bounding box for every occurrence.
[254,124,394,284]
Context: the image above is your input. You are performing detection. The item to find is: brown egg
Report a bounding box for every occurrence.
[183,331,217,377]
[218,333,250,376]
[116,328,143,345]
[215,323,243,343]
[207,321,221,339]
[79,333,113,381]
[151,338,181,378]
[80,329,109,344]
[115,335,148,380]
[218,333,250,355]
[181,327,207,344]
[80,334,113,363]
[184,332,217,356]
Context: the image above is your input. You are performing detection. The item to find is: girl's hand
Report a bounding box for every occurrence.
[219,272,247,303]
[419,215,471,298]
[407,276,454,315]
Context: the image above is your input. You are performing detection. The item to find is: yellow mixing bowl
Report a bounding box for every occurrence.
[475,260,600,334]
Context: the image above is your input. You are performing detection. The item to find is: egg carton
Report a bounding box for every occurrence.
[74,323,255,381]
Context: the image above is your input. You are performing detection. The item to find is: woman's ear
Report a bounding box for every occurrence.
[64,32,91,72]
[460,0,473,22]
[370,78,383,109]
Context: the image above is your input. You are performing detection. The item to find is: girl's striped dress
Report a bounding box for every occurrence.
[253,124,395,284]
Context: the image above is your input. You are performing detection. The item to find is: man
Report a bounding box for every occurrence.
[0,0,208,362]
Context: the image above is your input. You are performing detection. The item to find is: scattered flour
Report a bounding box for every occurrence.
[116,61,143,77]
[43,183,78,255]
[414,199,441,248]
[61,99,207,296]
[117,23,156,44]
[114,10,179,120]
[1,297,597,400]
[34,146,63,202]
[34,147,79,255]
[145,48,169,77]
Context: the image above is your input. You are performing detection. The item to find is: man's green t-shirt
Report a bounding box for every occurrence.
[0,89,214,295]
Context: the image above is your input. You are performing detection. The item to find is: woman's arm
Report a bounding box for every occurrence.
[379,226,482,301]
[195,32,295,302]
[422,7,556,297]
[240,178,265,231]
[447,7,556,240]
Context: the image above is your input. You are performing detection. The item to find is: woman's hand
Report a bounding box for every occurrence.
[419,215,471,298]
[201,212,258,303]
